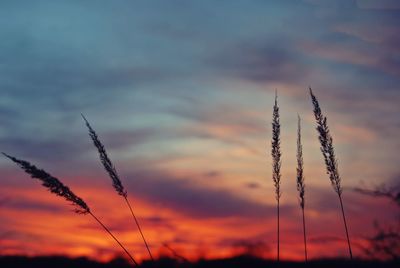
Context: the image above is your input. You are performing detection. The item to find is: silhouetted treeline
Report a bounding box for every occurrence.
[1,255,399,268]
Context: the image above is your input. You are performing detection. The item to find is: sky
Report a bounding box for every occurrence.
[1,0,400,262]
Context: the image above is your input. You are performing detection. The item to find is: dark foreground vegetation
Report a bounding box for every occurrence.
[1,255,399,268]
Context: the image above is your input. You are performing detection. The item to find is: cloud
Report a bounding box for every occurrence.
[0,0,399,260]
[85,127,159,152]
[125,170,295,219]
[1,197,63,213]
[244,182,261,190]
[0,197,10,207]
[166,101,265,148]
[208,39,309,83]
[202,171,221,178]
[0,137,87,162]
[356,0,400,10]
[301,35,400,76]
[334,124,377,143]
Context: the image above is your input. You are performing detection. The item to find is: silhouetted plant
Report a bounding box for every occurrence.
[365,223,400,260]
[81,114,154,261]
[2,153,138,266]
[162,243,190,263]
[354,185,400,260]
[354,185,400,207]
[309,88,353,259]
[271,91,282,261]
[296,115,307,262]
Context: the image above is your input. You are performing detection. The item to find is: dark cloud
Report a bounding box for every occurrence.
[1,197,63,213]
[0,136,94,162]
[245,182,261,189]
[143,216,174,226]
[125,170,295,219]
[0,137,87,162]
[0,58,169,113]
[0,197,11,207]
[208,39,309,83]
[0,125,161,164]
[357,0,400,10]
[78,215,176,233]
[203,171,220,178]
[166,101,265,144]
[0,107,20,127]
[84,127,158,152]
[0,231,45,242]
[0,53,168,94]
[309,235,345,244]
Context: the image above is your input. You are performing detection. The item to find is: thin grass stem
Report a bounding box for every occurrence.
[89,212,139,266]
[302,208,308,262]
[124,196,154,261]
[339,195,353,259]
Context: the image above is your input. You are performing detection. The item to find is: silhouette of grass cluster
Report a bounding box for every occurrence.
[3,87,357,265]
[2,151,139,266]
[2,116,160,266]
[269,88,353,262]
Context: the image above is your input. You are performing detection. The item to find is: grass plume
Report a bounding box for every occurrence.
[271,91,282,261]
[81,114,126,198]
[81,114,154,261]
[2,152,90,215]
[2,153,138,266]
[309,87,353,259]
[296,115,307,261]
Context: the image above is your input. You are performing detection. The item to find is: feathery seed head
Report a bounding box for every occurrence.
[81,114,127,198]
[2,152,90,214]
[271,92,282,200]
[309,88,342,195]
[296,115,305,208]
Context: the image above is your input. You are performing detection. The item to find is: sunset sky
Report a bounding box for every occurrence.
[1,0,400,262]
